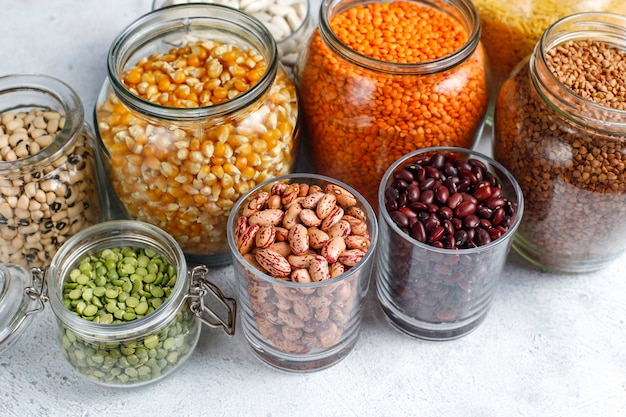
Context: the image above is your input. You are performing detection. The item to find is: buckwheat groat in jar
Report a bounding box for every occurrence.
[296,0,489,208]
[0,74,103,268]
[95,4,300,266]
[493,13,626,273]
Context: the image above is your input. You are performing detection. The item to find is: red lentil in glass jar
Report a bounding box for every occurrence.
[94,4,300,266]
[493,13,626,273]
[295,0,489,209]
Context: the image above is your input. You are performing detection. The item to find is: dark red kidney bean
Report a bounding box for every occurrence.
[431,241,444,248]
[420,178,436,190]
[491,187,502,198]
[459,168,477,184]
[443,178,458,193]
[455,201,476,218]
[397,193,408,208]
[455,160,472,172]
[443,219,454,234]
[475,227,492,246]
[424,216,440,232]
[418,211,430,222]
[488,227,504,240]
[438,206,453,220]
[447,192,463,209]
[469,158,488,171]
[430,153,445,169]
[428,226,445,243]
[392,179,409,191]
[466,228,475,243]
[425,165,443,179]
[486,197,505,209]
[500,216,513,228]
[409,201,427,212]
[420,189,434,205]
[492,207,505,226]
[405,164,421,176]
[473,184,492,201]
[442,235,456,249]
[415,167,427,182]
[479,219,492,229]
[427,203,439,213]
[444,163,458,177]
[451,218,463,230]
[462,193,478,204]
[504,200,515,216]
[435,185,449,204]
[454,229,468,246]
[476,206,492,219]
[472,165,483,182]
[464,215,480,229]
[457,177,471,192]
[385,199,398,212]
[385,187,399,201]
[410,221,426,242]
[399,206,417,219]
[390,210,409,229]
[393,169,414,182]
[484,172,496,186]
[407,184,420,202]
[408,216,418,227]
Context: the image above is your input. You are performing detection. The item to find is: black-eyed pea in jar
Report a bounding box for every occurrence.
[0,74,105,269]
[0,220,237,387]
[95,4,300,267]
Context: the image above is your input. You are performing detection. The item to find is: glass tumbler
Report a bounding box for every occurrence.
[376,147,523,340]
[227,173,378,371]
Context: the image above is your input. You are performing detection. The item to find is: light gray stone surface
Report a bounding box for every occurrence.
[1,1,625,416]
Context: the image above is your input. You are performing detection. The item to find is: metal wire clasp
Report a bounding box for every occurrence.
[25,267,49,316]
[188,265,237,336]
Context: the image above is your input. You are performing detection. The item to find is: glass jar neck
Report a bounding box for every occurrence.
[317,0,481,75]
[107,4,278,122]
[530,12,626,135]
[0,74,85,173]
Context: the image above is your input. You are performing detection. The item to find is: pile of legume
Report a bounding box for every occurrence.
[59,245,199,385]
[234,180,372,355]
[62,246,177,323]
[472,0,626,85]
[297,0,488,207]
[0,108,100,268]
[96,39,299,256]
[494,39,626,270]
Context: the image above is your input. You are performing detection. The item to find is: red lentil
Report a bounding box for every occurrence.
[297,0,488,208]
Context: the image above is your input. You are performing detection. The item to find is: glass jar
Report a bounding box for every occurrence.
[0,220,237,386]
[151,0,314,79]
[473,0,626,94]
[0,74,104,269]
[493,13,626,273]
[296,0,489,209]
[94,4,300,266]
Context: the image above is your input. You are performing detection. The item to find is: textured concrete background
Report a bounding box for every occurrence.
[1,1,625,416]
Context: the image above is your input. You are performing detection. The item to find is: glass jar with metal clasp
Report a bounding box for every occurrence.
[0,219,236,387]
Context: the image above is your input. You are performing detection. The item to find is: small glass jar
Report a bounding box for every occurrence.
[472,0,626,94]
[227,173,378,371]
[95,4,300,266]
[0,74,104,269]
[296,0,489,208]
[493,13,626,273]
[151,0,314,79]
[0,220,237,387]
[376,147,523,340]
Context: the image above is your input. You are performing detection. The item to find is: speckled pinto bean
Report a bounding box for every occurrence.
[0,108,100,268]
[494,39,626,270]
[297,0,488,206]
[235,180,371,357]
[96,39,298,256]
[380,151,519,324]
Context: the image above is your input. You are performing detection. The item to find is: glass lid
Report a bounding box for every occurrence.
[0,263,43,353]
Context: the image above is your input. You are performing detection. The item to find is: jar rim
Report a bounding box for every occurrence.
[0,74,85,172]
[317,0,482,75]
[106,3,279,121]
[532,12,626,134]
[47,220,190,341]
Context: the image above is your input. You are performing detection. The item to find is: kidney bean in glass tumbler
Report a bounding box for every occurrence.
[376,147,523,340]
